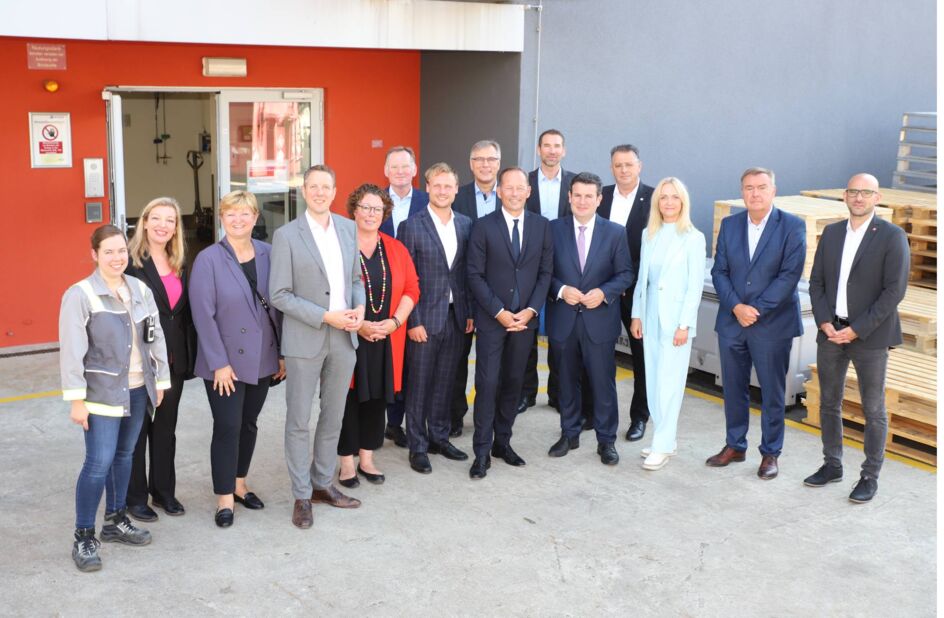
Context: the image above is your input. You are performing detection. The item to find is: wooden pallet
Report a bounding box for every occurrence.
[899,285,937,355]
[908,231,937,289]
[802,348,937,465]
[800,187,938,219]
[712,196,893,280]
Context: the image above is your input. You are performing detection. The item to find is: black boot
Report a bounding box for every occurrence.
[72,527,102,572]
[102,509,152,545]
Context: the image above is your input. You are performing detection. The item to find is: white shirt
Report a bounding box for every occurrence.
[836,214,875,318]
[500,207,524,245]
[747,208,772,260]
[538,168,562,221]
[558,216,597,299]
[306,210,348,311]
[609,183,639,227]
[388,187,413,238]
[428,205,457,303]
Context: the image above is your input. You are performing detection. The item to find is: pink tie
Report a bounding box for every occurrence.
[577,225,587,272]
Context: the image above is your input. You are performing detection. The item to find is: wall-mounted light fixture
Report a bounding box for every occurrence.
[43,79,59,93]
[202,57,247,78]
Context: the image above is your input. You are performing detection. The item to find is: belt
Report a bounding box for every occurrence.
[833,315,850,328]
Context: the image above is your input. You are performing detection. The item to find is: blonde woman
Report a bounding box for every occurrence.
[125,197,195,522]
[630,178,706,471]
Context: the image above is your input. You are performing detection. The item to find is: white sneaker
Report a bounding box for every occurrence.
[642,452,671,470]
[640,447,676,458]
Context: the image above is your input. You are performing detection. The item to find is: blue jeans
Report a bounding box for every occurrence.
[75,387,148,529]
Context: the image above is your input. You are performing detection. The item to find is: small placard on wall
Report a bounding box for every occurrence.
[29,112,72,168]
[27,43,66,70]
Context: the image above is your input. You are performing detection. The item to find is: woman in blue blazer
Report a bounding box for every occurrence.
[630,178,705,471]
[190,191,284,527]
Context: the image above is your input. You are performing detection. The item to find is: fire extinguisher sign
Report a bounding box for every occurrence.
[29,112,72,168]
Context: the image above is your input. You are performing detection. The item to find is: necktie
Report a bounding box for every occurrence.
[511,219,521,262]
[577,225,587,272]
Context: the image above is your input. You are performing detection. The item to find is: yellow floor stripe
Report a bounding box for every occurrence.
[0,390,61,404]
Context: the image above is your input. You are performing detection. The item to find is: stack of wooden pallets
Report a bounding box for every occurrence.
[803,348,937,465]
[898,286,937,355]
[801,188,938,289]
[712,196,893,281]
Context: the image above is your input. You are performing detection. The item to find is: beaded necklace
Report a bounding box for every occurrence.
[359,238,387,315]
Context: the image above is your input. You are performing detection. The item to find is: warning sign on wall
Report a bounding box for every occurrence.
[27,43,67,70]
[29,113,72,168]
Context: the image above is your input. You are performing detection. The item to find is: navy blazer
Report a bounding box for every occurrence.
[467,209,554,332]
[547,215,633,344]
[380,187,429,238]
[711,207,806,340]
[397,208,472,335]
[598,183,654,272]
[453,181,502,222]
[526,169,577,219]
[809,216,910,348]
[189,238,282,384]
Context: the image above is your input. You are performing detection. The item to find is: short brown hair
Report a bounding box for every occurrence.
[424,162,459,184]
[538,129,565,147]
[741,167,776,186]
[346,183,394,221]
[303,164,336,185]
[91,224,126,251]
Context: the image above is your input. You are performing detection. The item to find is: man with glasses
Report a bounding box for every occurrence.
[450,140,504,437]
[707,167,806,480]
[804,173,909,503]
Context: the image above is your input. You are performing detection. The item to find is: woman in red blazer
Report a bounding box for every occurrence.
[337,184,419,487]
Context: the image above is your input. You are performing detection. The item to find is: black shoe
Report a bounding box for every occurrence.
[516,395,536,414]
[356,465,386,485]
[548,435,579,457]
[102,509,152,545]
[233,492,265,509]
[409,452,432,474]
[449,423,463,438]
[151,497,186,516]
[429,440,469,461]
[127,503,158,523]
[597,443,619,465]
[338,475,360,489]
[469,455,491,479]
[548,397,560,412]
[492,443,526,466]
[72,528,102,572]
[849,476,878,503]
[581,415,595,431]
[385,425,408,448]
[215,507,234,528]
[803,464,843,487]
[625,419,647,442]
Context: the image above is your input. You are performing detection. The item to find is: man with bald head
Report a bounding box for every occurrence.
[804,173,909,503]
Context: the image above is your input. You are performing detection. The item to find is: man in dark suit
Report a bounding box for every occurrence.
[597,144,655,442]
[466,167,553,479]
[397,162,474,474]
[804,173,910,503]
[520,129,585,419]
[707,167,806,480]
[381,146,429,448]
[546,172,633,465]
[449,140,504,438]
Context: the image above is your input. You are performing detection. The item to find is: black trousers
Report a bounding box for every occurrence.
[127,372,185,506]
[472,326,532,457]
[204,378,271,495]
[451,331,474,428]
[523,330,593,416]
[338,391,386,455]
[621,309,649,423]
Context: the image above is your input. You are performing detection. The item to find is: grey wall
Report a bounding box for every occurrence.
[516,0,937,251]
[420,51,521,185]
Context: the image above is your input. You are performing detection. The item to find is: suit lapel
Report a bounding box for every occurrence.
[580,215,605,282]
[748,208,780,269]
[518,210,534,263]
[452,213,467,272]
[220,238,259,318]
[141,258,171,312]
[849,218,881,274]
[297,213,329,279]
[420,210,450,267]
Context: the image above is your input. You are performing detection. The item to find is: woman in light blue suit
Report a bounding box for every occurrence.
[630,178,705,471]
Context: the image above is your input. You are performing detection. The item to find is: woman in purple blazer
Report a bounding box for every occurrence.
[190,191,285,528]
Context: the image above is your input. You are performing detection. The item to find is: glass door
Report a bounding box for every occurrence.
[216,89,323,241]
[104,91,126,231]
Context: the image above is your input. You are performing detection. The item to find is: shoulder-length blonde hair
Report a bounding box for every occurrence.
[128,197,186,275]
[646,177,694,239]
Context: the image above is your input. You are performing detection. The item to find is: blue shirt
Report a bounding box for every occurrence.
[538,169,562,221]
[389,188,414,238]
[475,183,497,219]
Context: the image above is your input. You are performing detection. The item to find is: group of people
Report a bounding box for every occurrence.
[59,128,910,573]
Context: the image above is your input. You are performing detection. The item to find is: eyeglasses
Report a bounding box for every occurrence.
[356,204,385,215]
[471,157,500,164]
[845,189,877,198]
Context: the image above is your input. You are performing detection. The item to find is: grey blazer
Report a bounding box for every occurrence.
[269,212,366,357]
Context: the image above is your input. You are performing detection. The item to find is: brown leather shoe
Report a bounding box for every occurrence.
[757,455,779,480]
[292,499,313,529]
[311,485,362,509]
[705,445,746,467]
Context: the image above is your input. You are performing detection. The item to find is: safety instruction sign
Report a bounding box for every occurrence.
[29,112,72,168]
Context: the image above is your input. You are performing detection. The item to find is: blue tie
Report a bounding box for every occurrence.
[511,219,521,262]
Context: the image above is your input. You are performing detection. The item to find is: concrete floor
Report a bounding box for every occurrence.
[0,345,935,617]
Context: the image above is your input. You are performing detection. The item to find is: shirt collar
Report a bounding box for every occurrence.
[501,207,523,227]
[389,186,413,202]
[748,208,773,228]
[539,168,561,183]
[575,215,596,233]
[847,213,875,235]
[428,205,454,225]
[475,182,497,199]
[306,209,334,233]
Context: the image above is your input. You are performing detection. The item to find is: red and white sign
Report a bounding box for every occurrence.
[27,43,66,70]
[29,113,72,168]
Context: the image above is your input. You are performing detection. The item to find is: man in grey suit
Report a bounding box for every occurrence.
[804,173,910,504]
[270,164,366,529]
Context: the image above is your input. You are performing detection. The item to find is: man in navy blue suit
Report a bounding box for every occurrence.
[466,167,553,479]
[546,172,633,465]
[381,146,429,448]
[707,167,806,480]
[397,162,474,474]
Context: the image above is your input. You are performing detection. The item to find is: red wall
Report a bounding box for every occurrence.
[0,37,420,348]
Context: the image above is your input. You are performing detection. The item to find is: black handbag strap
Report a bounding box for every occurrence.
[223,241,281,349]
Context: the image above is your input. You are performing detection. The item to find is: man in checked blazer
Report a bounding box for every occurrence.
[397,162,474,474]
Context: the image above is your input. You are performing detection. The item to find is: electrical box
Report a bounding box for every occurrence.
[85,202,103,223]
[83,158,105,198]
